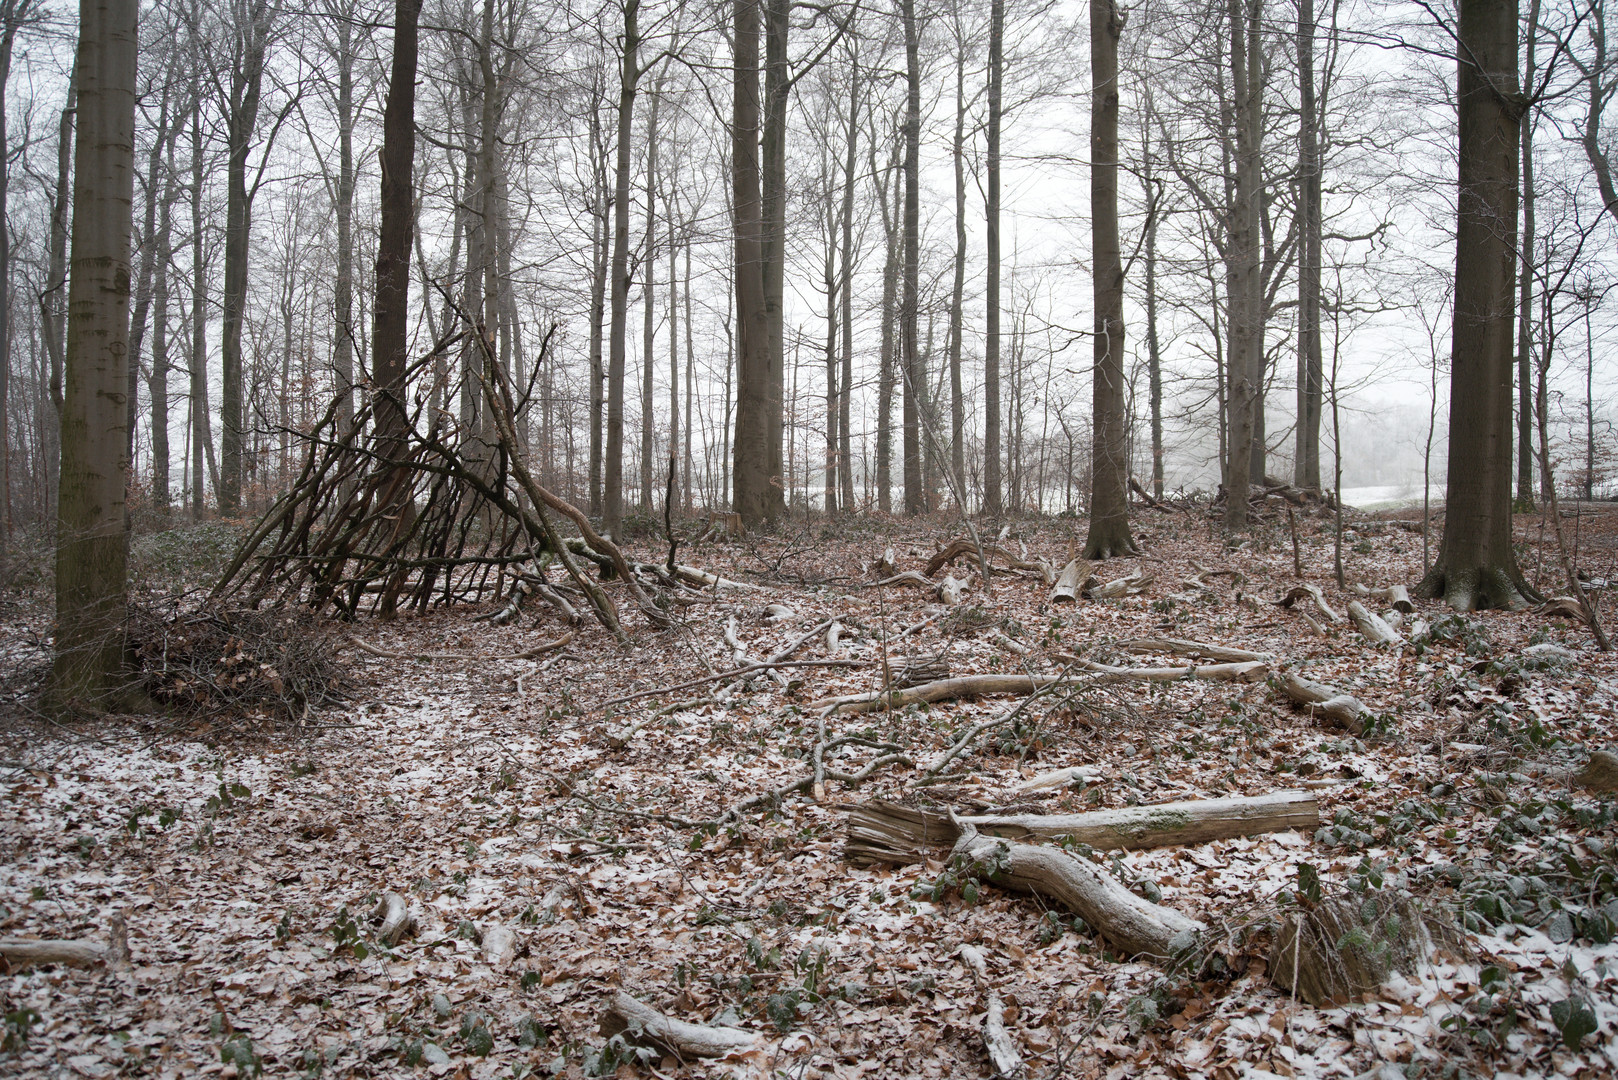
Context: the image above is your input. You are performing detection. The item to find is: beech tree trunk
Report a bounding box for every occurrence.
[900,0,924,516]
[1294,0,1323,491]
[1418,0,1530,610]
[874,142,898,514]
[981,0,1005,517]
[1223,0,1263,530]
[52,0,138,711]
[732,0,773,526]
[605,0,639,537]
[372,0,421,455]
[1515,0,1539,511]
[1084,0,1137,560]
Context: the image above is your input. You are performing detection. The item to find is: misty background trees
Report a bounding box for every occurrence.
[3,0,1617,582]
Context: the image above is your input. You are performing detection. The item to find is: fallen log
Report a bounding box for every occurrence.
[1049,655,1270,683]
[1088,571,1153,599]
[937,573,968,605]
[1347,600,1403,648]
[601,990,760,1058]
[1272,893,1454,1007]
[1276,584,1342,623]
[1275,672,1373,734]
[1129,475,1174,513]
[1049,558,1093,603]
[810,674,1064,715]
[982,993,1026,1078]
[0,939,108,969]
[925,538,1051,579]
[674,565,774,593]
[1370,585,1415,614]
[372,891,416,946]
[1119,637,1276,663]
[845,791,1319,865]
[870,570,937,591]
[951,818,1204,959]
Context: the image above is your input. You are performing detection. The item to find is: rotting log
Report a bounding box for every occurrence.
[982,993,1025,1078]
[0,939,108,969]
[1275,671,1372,734]
[1347,601,1403,648]
[1088,571,1152,599]
[1276,584,1342,623]
[937,574,968,605]
[372,891,416,946]
[348,631,572,663]
[950,818,1204,959]
[869,570,937,591]
[1119,637,1275,663]
[844,791,1319,866]
[1272,893,1457,1007]
[809,674,1063,715]
[925,537,1051,579]
[1052,656,1270,683]
[601,990,760,1057]
[1049,558,1093,603]
[1370,585,1415,614]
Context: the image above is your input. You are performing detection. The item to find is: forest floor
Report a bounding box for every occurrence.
[3,502,1618,1079]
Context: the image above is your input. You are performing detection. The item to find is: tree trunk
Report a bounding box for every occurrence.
[732,0,774,526]
[189,87,212,518]
[1223,0,1262,530]
[639,80,661,514]
[219,0,269,515]
[947,20,968,507]
[147,104,182,513]
[760,0,789,520]
[1084,0,1136,560]
[1418,0,1529,610]
[1515,0,1539,511]
[874,142,897,514]
[52,0,138,711]
[901,0,924,516]
[605,0,639,537]
[588,73,608,517]
[837,43,859,515]
[1294,0,1322,491]
[333,7,356,438]
[983,0,1004,517]
[371,0,421,456]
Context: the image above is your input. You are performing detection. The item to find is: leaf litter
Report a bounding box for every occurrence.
[2,508,1618,1078]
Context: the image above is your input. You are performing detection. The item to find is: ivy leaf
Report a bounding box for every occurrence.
[1550,996,1597,1050]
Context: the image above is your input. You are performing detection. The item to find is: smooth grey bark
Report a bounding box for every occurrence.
[1418,0,1530,610]
[639,76,661,514]
[946,11,968,507]
[983,0,1003,517]
[1223,0,1263,529]
[1141,90,1165,500]
[587,70,608,516]
[760,0,788,519]
[732,0,774,526]
[0,0,39,547]
[1515,0,1540,509]
[1084,0,1136,559]
[188,82,215,518]
[52,0,138,710]
[837,40,859,514]
[873,139,897,514]
[1574,2,1616,225]
[330,2,357,437]
[147,98,184,512]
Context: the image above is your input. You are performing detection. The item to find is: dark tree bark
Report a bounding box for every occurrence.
[52,0,138,710]
[1222,0,1263,529]
[983,0,1004,517]
[1084,0,1137,559]
[639,78,661,514]
[1514,0,1539,510]
[1418,0,1531,610]
[587,71,608,517]
[219,0,270,514]
[760,0,789,519]
[837,42,860,515]
[873,141,897,514]
[372,0,422,453]
[1141,91,1165,501]
[946,13,968,507]
[147,101,183,513]
[331,2,357,439]
[605,0,640,536]
[732,0,774,526]
[1294,0,1322,492]
[900,0,924,515]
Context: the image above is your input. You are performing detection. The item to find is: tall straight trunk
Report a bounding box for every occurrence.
[900,0,924,515]
[667,194,679,512]
[1142,94,1165,500]
[1223,0,1262,529]
[0,0,33,549]
[126,79,170,473]
[52,0,138,709]
[588,75,608,516]
[1515,0,1539,509]
[1418,0,1529,610]
[983,0,1004,516]
[371,0,421,455]
[457,69,484,431]
[640,82,660,513]
[1294,0,1322,490]
[760,0,789,518]
[333,10,356,437]
[189,94,214,518]
[821,152,838,515]
[837,45,858,514]
[148,106,181,512]
[1084,0,1136,559]
[683,236,694,510]
[947,24,967,507]
[874,143,897,513]
[605,0,639,536]
[219,0,269,514]
[732,0,773,525]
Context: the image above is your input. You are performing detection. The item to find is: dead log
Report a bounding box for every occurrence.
[1119,637,1275,663]
[1129,475,1174,512]
[926,538,1052,579]
[869,569,936,591]
[1050,655,1270,683]
[0,939,108,969]
[895,654,951,687]
[1275,671,1372,734]
[810,674,1063,715]
[1347,600,1403,648]
[982,993,1026,1078]
[846,792,1318,866]
[1537,596,1587,623]
[601,990,760,1058]
[535,583,581,625]
[937,574,968,605]
[675,565,774,593]
[1049,558,1093,603]
[874,546,897,577]
[1087,571,1153,599]
[1276,584,1342,623]
[951,818,1204,959]
[481,924,516,967]
[1370,585,1415,613]
[989,631,1031,656]
[372,891,417,946]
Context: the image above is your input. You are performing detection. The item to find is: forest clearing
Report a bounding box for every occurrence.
[4,502,1618,1079]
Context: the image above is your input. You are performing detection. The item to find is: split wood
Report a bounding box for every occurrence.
[1275,671,1373,734]
[601,990,760,1058]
